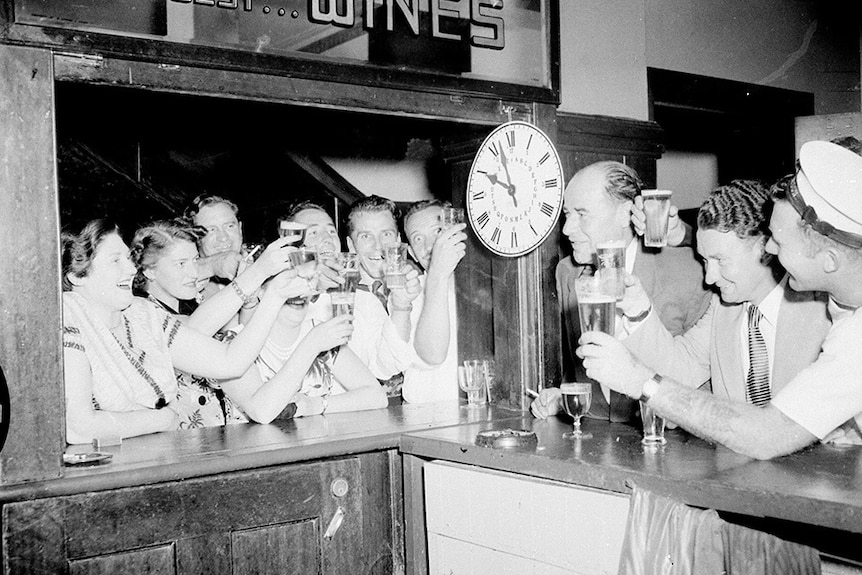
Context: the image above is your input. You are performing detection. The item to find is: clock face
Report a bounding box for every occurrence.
[466,121,564,257]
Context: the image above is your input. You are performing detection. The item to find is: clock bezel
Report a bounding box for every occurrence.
[465,120,564,258]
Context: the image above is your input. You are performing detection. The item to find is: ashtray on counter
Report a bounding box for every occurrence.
[475,429,538,450]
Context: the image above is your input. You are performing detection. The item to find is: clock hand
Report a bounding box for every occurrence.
[499,148,517,207]
[484,172,512,191]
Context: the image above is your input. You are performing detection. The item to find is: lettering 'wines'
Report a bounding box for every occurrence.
[578,296,616,336]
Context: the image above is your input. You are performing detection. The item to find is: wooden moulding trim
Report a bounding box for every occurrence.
[51,53,520,127]
[556,112,665,157]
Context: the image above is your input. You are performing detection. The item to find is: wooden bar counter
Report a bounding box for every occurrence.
[400,408,862,573]
[2,402,861,573]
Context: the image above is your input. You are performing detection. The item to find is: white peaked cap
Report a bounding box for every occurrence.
[797,141,862,236]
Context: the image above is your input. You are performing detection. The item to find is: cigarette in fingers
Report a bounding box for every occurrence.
[524,388,539,398]
[244,244,263,262]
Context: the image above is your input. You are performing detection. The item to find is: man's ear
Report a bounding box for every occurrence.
[346,236,356,253]
[616,200,634,229]
[819,247,840,274]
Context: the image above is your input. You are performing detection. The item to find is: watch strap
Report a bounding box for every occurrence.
[639,374,662,403]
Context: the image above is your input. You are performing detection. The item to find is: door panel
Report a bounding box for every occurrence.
[69,544,176,575]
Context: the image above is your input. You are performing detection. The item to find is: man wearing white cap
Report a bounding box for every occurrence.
[576,140,862,460]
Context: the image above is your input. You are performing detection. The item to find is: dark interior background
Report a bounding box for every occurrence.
[55,82,488,243]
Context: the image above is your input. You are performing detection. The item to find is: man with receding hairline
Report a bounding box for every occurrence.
[531,161,710,422]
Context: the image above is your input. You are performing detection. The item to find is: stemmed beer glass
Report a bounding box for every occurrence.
[560,382,592,439]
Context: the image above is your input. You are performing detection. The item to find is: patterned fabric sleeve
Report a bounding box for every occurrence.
[62,325,86,353]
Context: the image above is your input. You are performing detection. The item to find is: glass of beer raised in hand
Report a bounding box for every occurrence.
[641,189,673,247]
[575,268,616,337]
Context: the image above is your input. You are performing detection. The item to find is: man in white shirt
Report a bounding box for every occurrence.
[619,180,830,404]
[579,141,862,459]
[285,201,418,392]
[401,200,467,403]
[344,196,422,400]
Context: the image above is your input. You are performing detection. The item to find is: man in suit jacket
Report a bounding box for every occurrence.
[533,161,710,422]
[622,180,831,403]
[578,141,862,459]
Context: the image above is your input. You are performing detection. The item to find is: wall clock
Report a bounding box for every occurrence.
[466,121,564,257]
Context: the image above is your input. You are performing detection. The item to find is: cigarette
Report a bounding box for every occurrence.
[524,388,539,398]
[244,245,263,262]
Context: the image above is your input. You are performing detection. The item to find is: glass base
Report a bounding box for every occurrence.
[563,431,593,440]
[641,436,667,446]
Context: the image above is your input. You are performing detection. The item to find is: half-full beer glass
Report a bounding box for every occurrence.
[575,268,616,336]
[641,189,673,247]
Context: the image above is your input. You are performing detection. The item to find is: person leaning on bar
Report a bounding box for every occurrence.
[531,161,711,423]
[578,141,862,459]
[621,180,830,405]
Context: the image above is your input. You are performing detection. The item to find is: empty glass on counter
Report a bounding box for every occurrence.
[639,401,667,446]
[460,359,494,407]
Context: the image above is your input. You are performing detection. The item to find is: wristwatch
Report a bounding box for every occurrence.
[639,374,663,403]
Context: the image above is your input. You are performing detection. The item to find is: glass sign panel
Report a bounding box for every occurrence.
[14,0,551,88]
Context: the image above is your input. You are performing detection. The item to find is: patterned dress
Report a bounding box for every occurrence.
[147,296,247,428]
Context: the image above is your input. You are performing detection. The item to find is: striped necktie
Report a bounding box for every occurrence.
[746,304,771,407]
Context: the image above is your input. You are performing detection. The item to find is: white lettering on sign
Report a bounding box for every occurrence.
[168,0,505,49]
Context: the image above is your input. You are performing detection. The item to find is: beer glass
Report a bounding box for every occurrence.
[596,240,626,301]
[288,246,318,279]
[560,382,592,439]
[383,243,408,289]
[278,220,307,246]
[459,361,488,407]
[441,207,464,228]
[575,268,616,336]
[330,252,359,321]
[641,190,673,247]
[640,401,667,446]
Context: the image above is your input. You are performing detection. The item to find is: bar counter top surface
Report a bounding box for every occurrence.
[399,408,862,538]
[0,402,522,503]
[6,402,862,541]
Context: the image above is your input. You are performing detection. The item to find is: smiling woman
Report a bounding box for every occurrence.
[61,219,302,444]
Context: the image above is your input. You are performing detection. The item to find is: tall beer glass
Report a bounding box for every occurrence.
[596,240,626,301]
[575,268,616,336]
[641,189,673,247]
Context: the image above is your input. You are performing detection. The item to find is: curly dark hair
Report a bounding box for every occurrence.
[129,219,204,294]
[61,219,122,292]
[697,180,772,240]
[346,195,399,237]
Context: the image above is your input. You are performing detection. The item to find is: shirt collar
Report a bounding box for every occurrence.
[750,275,786,328]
